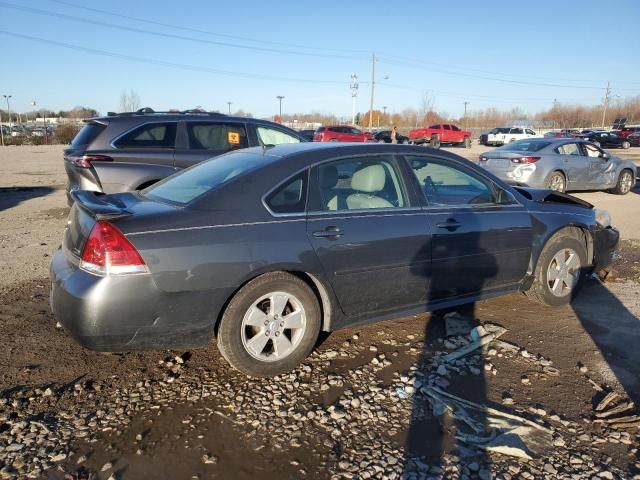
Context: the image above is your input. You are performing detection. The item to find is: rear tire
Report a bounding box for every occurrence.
[430,135,441,149]
[217,272,321,377]
[611,169,634,195]
[525,231,587,306]
[546,171,566,193]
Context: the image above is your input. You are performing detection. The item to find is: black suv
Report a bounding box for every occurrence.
[64,108,306,205]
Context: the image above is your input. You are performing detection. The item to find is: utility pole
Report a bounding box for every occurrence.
[382,106,387,128]
[463,101,469,129]
[601,81,611,128]
[3,95,12,128]
[276,95,285,123]
[368,52,375,130]
[0,108,4,146]
[227,102,232,114]
[350,73,358,126]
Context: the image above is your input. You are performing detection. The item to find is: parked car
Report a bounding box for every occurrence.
[578,131,631,149]
[313,126,374,142]
[63,108,307,206]
[628,130,640,147]
[297,129,316,141]
[478,138,636,194]
[408,123,472,148]
[373,130,409,144]
[614,126,640,139]
[481,127,541,146]
[51,143,619,376]
[543,129,581,138]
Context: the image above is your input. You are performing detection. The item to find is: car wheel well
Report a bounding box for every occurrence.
[213,270,332,337]
[533,226,593,275]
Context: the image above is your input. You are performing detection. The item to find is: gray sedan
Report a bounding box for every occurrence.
[478,138,637,194]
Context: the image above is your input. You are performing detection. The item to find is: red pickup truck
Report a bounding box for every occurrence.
[408,123,472,148]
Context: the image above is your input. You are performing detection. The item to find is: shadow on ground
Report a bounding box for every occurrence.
[0,186,55,212]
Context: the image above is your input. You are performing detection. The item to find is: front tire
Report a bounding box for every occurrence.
[463,137,471,148]
[546,171,566,192]
[526,231,587,306]
[430,135,441,149]
[217,272,321,377]
[622,141,631,149]
[611,169,634,195]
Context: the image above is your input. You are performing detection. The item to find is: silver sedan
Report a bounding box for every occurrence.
[478,138,637,194]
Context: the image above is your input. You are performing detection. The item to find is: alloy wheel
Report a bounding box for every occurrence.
[546,248,580,297]
[549,174,565,192]
[240,291,307,362]
[620,171,633,194]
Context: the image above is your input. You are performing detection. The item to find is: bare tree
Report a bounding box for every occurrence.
[119,89,141,112]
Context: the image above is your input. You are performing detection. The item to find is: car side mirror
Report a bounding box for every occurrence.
[601,152,610,160]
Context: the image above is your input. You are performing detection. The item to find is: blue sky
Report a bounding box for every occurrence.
[1,0,639,119]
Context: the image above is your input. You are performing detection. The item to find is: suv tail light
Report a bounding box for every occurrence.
[70,154,113,168]
[80,220,147,276]
[511,156,540,164]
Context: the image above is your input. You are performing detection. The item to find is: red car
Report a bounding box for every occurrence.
[313,126,374,142]
[614,126,640,138]
[408,123,472,148]
[628,131,640,147]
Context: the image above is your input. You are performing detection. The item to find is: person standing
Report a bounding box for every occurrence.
[391,125,398,144]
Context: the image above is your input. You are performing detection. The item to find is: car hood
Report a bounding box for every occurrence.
[513,187,593,209]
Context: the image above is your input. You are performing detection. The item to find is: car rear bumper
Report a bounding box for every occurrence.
[593,226,619,272]
[49,247,219,351]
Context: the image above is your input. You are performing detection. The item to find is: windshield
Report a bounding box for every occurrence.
[144,151,272,205]
[496,140,551,152]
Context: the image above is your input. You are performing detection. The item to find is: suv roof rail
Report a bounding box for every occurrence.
[106,107,227,117]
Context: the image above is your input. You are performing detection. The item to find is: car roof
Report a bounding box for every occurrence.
[88,112,291,128]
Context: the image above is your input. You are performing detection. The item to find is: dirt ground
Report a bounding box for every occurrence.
[1,144,640,479]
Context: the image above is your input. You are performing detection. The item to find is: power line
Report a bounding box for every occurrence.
[0,1,364,61]
[0,30,352,85]
[377,57,639,92]
[46,0,369,55]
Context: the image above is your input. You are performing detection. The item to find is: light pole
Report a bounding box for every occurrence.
[33,100,48,145]
[0,108,4,147]
[350,73,358,126]
[382,106,387,128]
[463,101,470,130]
[276,95,284,123]
[3,95,12,128]
[227,102,232,114]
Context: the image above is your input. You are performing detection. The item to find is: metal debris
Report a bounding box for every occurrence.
[422,387,553,460]
[443,325,507,363]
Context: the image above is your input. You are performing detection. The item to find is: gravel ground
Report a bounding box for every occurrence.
[1,145,640,479]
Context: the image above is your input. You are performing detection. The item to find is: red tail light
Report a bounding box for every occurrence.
[479,155,488,161]
[511,156,540,164]
[80,220,147,275]
[70,154,113,168]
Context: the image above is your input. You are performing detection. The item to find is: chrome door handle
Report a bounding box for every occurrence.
[436,220,462,230]
[313,226,343,238]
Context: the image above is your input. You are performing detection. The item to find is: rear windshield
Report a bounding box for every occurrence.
[496,140,551,152]
[144,151,271,205]
[490,128,510,134]
[71,122,105,147]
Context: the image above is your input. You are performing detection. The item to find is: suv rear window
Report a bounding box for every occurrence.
[71,122,105,147]
[114,122,177,149]
[145,151,270,205]
[186,122,248,152]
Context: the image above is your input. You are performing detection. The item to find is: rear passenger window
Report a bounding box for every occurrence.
[314,156,406,212]
[555,143,581,156]
[186,123,247,152]
[114,123,177,148]
[257,127,301,145]
[265,171,307,214]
